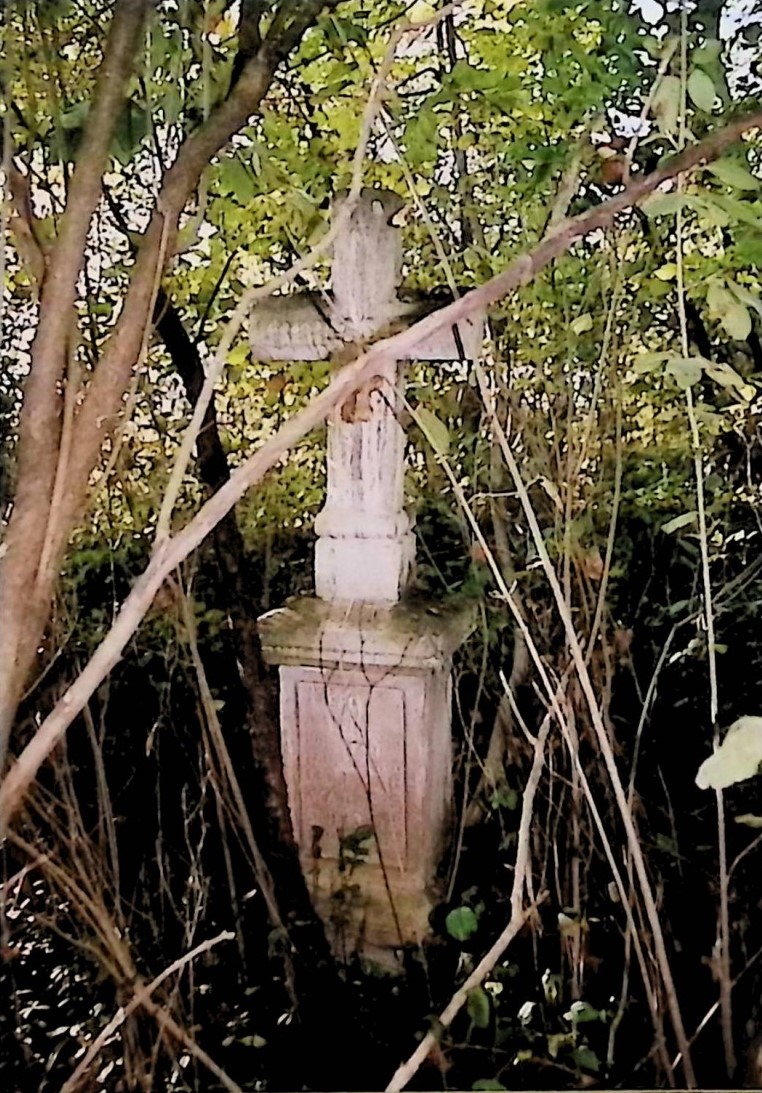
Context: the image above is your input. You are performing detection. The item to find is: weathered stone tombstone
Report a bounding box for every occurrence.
[253,189,484,964]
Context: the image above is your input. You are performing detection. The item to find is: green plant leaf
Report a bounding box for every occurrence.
[633,351,671,374]
[707,159,760,191]
[662,512,697,535]
[687,69,716,112]
[446,905,479,941]
[727,282,762,317]
[693,194,731,227]
[735,814,762,828]
[417,407,450,455]
[467,987,491,1028]
[691,39,722,67]
[239,1034,267,1048]
[651,75,680,136]
[706,281,734,315]
[704,360,753,399]
[547,1031,573,1058]
[571,312,593,335]
[218,157,255,201]
[696,717,762,790]
[641,192,690,218]
[711,194,762,229]
[565,1000,604,1024]
[666,355,702,389]
[472,1081,507,1091]
[404,106,439,166]
[722,302,752,341]
[573,1044,601,1073]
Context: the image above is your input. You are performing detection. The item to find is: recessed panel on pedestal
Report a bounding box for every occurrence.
[281,667,429,874]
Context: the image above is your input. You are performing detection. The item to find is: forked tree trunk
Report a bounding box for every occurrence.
[0,0,338,779]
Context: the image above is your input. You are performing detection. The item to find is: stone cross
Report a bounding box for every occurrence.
[249,189,482,604]
[253,189,483,965]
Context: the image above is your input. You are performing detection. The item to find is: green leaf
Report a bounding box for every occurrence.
[472,1082,507,1091]
[61,100,89,130]
[417,407,450,455]
[633,351,671,374]
[113,101,150,165]
[409,0,437,23]
[727,282,762,318]
[696,717,762,790]
[651,75,680,136]
[707,159,760,191]
[228,342,250,369]
[704,360,753,399]
[692,40,722,67]
[467,987,491,1029]
[218,157,255,201]
[666,355,702,389]
[641,192,690,218]
[687,69,716,112]
[239,1034,267,1048]
[654,263,677,281]
[489,785,518,810]
[693,194,731,227]
[706,281,734,315]
[404,107,439,166]
[445,905,479,941]
[547,1031,573,1058]
[711,194,762,229]
[571,313,593,334]
[735,814,762,829]
[573,1044,601,1073]
[662,512,697,535]
[722,302,752,341]
[565,1000,604,1024]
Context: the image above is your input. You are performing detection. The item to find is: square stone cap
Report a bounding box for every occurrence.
[258,596,476,671]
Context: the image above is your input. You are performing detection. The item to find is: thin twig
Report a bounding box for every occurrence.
[61,931,236,1093]
[477,365,697,1084]
[675,14,733,1076]
[386,713,549,1093]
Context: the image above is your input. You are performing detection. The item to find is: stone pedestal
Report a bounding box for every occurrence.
[259,597,474,963]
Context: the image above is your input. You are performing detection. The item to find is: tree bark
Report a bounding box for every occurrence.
[0,0,340,778]
[0,0,150,775]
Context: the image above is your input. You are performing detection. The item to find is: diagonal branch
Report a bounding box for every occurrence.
[1,107,760,826]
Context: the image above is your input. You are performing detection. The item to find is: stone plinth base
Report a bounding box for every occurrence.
[258,597,474,964]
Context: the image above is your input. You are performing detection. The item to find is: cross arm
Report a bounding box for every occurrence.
[249,293,343,361]
[250,291,483,366]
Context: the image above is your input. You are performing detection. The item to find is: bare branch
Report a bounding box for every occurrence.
[1,107,760,826]
[61,931,236,1093]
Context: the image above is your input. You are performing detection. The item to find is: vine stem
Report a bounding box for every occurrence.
[675,8,734,1078]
